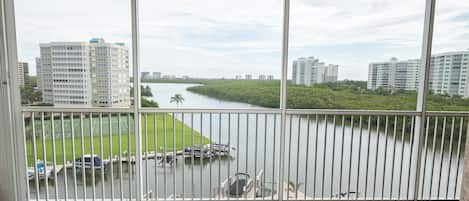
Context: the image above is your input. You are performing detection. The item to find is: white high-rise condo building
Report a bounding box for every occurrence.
[37,38,130,107]
[152,72,161,79]
[367,50,469,97]
[141,72,150,79]
[367,58,420,91]
[292,56,338,86]
[17,61,29,87]
[258,75,266,80]
[89,38,130,107]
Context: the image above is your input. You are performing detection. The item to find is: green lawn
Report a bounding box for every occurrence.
[25,113,210,166]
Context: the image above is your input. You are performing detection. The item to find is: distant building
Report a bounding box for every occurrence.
[235,75,242,80]
[258,75,266,80]
[267,75,274,80]
[17,61,29,87]
[292,56,339,86]
[141,72,150,79]
[367,50,469,97]
[182,75,190,80]
[152,72,161,79]
[37,38,130,106]
[367,58,420,91]
[162,75,176,80]
[245,74,252,80]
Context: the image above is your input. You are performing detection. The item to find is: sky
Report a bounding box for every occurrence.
[14,0,469,80]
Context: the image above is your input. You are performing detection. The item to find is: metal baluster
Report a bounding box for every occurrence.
[419,116,430,199]
[347,116,355,200]
[452,117,465,198]
[41,112,49,200]
[304,115,311,200]
[144,113,149,201]
[271,114,277,200]
[227,113,232,201]
[355,115,364,200]
[294,115,302,200]
[321,115,328,199]
[60,113,68,200]
[330,115,338,198]
[71,113,77,201]
[406,117,416,199]
[90,113,95,201]
[396,116,407,199]
[128,113,132,199]
[209,113,213,200]
[445,117,456,199]
[109,113,114,200]
[99,113,105,200]
[263,114,268,200]
[163,114,167,198]
[117,113,123,200]
[389,116,400,199]
[339,115,345,199]
[182,113,185,200]
[312,114,319,198]
[191,113,194,200]
[79,113,86,199]
[364,116,374,199]
[255,113,259,200]
[380,116,389,200]
[436,117,447,199]
[218,113,222,200]
[172,113,176,201]
[153,113,158,199]
[51,113,58,200]
[22,113,30,201]
[245,113,249,200]
[372,116,381,199]
[200,113,204,199]
[31,112,40,200]
[428,117,439,199]
[287,115,293,200]
[236,113,241,200]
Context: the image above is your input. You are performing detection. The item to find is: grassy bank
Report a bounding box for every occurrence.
[186,80,469,111]
[25,114,210,166]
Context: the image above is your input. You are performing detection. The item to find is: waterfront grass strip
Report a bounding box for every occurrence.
[25,113,209,166]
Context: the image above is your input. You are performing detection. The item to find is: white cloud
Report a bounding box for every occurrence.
[14,0,469,80]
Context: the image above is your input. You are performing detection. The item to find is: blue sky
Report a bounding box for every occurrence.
[14,0,469,80]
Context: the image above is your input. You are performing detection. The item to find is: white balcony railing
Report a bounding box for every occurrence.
[21,108,467,200]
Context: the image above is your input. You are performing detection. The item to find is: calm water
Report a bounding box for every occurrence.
[30,83,463,200]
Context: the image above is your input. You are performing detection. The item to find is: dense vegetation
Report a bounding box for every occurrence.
[20,76,42,105]
[185,80,469,111]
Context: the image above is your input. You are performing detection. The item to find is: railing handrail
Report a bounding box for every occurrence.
[22,106,469,116]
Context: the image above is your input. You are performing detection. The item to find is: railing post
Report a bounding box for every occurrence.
[413,0,435,200]
[131,0,143,200]
[461,118,469,201]
[0,0,28,200]
[278,0,290,200]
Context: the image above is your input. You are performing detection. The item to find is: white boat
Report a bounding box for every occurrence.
[74,155,105,170]
[183,146,213,159]
[27,161,50,180]
[205,143,235,157]
[218,169,264,198]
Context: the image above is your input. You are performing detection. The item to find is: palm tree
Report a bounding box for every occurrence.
[170,94,184,107]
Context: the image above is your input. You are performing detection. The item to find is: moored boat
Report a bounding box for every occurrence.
[74,155,105,170]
